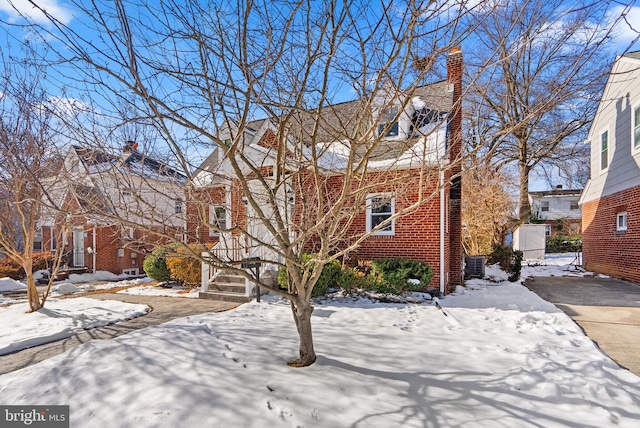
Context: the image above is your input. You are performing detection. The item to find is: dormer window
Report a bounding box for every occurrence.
[378,106,399,137]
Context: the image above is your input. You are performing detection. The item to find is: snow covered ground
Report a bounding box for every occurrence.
[0,298,149,355]
[0,254,639,427]
[117,284,200,298]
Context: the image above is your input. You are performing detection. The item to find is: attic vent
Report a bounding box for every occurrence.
[464,256,485,278]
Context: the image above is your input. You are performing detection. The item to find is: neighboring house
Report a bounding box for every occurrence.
[190,48,463,296]
[580,51,640,283]
[43,142,186,275]
[529,185,582,238]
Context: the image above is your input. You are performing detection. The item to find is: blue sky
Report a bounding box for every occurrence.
[0,0,639,185]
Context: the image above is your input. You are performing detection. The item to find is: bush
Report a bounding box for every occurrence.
[0,258,23,279]
[366,258,433,294]
[143,245,176,282]
[32,252,53,271]
[488,245,523,282]
[545,235,582,253]
[166,244,206,287]
[0,252,54,279]
[278,254,342,298]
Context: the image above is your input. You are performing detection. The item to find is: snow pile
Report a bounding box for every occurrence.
[0,298,150,355]
[0,277,26,292]
[66,270,146,283]
[0,281,639,427]
[118,285,200,298]
[51,283,81,295]
[48,277,154,297]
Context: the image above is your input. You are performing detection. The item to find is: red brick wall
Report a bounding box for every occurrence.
[296,169,451,290]
[447,47,463,287]
[582,185,640,283]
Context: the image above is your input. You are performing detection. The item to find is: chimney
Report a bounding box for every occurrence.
[447,46,464,290]
[124,141,139,153]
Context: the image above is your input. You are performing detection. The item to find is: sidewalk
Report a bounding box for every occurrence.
[525,276,640,376]
[0,294,239,375]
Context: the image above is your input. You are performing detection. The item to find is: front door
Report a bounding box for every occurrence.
[73,228,85,267]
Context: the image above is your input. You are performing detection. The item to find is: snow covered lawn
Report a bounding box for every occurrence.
[0,298,150,355]
[1,274,640,426]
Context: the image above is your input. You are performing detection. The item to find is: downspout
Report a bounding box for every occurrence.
[439,170,445,297]
[92,223,97,274]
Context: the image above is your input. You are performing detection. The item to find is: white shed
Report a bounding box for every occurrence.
[513,224,546,260]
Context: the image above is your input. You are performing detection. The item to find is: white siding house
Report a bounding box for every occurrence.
[580,51,640,283]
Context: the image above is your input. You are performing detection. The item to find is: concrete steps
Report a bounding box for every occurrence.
[199,271,251,303]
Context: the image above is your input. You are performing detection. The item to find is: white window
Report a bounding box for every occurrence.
[570,200,579,210]
[174,200,183,214]
[634,106,640,150]
[366,194,395,236]
[123,227,135,240]
[33,229,43,252]
[540,201,549,212]
[209,206,227,236]
[378,107,399,137]
[544,224,551,237]
[601,130,609,170]
[617,212,628,232]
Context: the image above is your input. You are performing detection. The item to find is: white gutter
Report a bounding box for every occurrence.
[92,223,97,274]
[439,170,445,296]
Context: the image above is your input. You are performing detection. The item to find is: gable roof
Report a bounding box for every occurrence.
[72,145,187,182]
[529,188,583,198]
[200,79,453,177]
[622,50,640,61]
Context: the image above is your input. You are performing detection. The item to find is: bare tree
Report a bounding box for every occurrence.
[18,0,481,366]
[0,51,68,312]
[466,0,625,222]
[462,164,517,256]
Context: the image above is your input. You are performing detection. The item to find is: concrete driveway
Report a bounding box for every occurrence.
[525,276,640,376]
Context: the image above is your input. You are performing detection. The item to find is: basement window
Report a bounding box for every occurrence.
[617,212,628,232]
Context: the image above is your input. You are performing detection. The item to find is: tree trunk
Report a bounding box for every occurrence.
[288,298,316,367]
[25,264,42,312]
[518,162,531,223]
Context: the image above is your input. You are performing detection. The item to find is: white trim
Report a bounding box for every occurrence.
[617,211,628,231]
[366,193,395,236]
[209,204,227,237]
[599,127,610,173]
[633,103,640,153]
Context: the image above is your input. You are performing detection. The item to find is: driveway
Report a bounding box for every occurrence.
[0,293,239,375]
[525,276,640,376]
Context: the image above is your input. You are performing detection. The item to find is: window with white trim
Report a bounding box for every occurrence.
[209,205,227,236]
[601,130,609,170]
[634,106,640,150]
[540,201,549,212]
[366,195,395,235]
[544,224,551,237]
[617,211,628,232]
[174,200,183,214]
[378,107,399,137]
[570,200,579,210]
[33,229,43,251]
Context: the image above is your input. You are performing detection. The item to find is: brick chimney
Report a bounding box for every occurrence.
[124,140,139,153]
[447,46,463,289]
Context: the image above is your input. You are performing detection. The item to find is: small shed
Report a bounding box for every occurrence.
[513,224,546,260]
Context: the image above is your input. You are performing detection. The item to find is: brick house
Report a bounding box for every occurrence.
[529,185,583,238]
[42,142,186,275]
[580,51,640,283]
[190,48,463,295]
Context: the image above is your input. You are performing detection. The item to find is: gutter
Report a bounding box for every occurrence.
[440,170,445,296]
